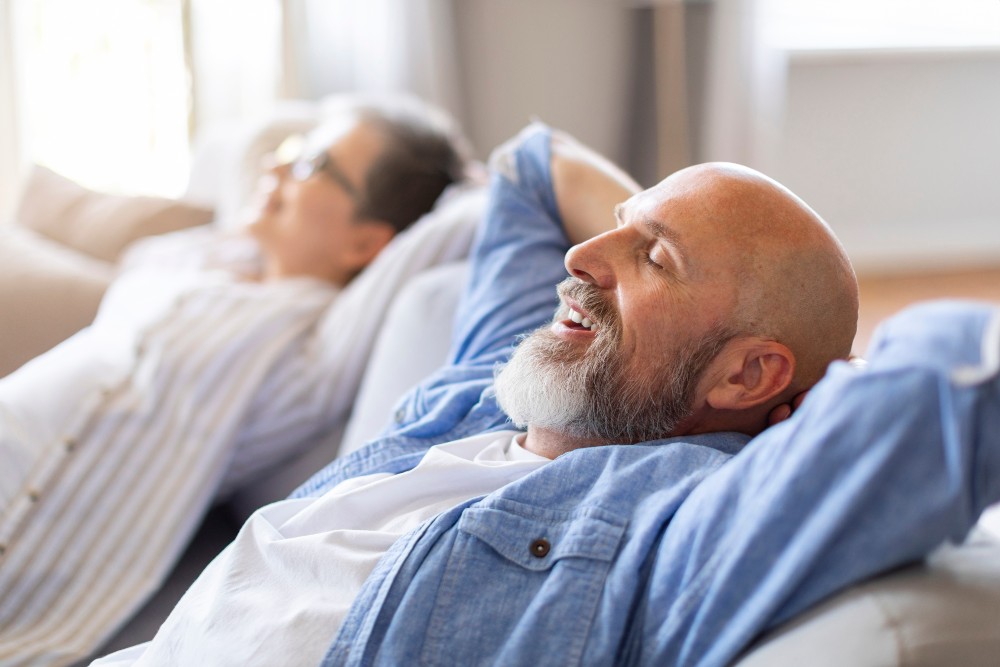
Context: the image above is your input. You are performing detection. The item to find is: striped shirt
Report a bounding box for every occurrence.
[0,270,338,666]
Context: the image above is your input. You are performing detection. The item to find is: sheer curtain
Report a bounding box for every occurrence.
[0,0,22,222]
[701,0,765,166]
[284,0,464,124]
[187,0,284,134]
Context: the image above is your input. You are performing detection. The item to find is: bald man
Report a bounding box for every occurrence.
[93,124,1000,667]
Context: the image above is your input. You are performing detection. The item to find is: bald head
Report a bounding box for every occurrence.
[651,162,858,393]
[501,143,859,453]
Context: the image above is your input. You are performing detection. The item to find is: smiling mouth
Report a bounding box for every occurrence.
[564,304,596,331]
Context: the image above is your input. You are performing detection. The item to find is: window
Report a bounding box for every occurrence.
[8,0,283,200]
[12,0,192,196]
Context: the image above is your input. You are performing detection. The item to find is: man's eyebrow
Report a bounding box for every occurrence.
[642,217,690,267]
[615,204,691,267]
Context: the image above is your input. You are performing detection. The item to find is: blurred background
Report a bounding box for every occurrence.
[2,0,999,346]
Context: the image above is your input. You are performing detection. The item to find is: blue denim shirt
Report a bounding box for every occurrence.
[294,126,1000,666]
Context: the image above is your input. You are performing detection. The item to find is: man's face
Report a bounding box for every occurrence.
[248,116,388,283]
[495,177,742,443]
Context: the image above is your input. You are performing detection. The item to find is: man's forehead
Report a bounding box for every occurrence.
[616,180,713,234]
[614,201,686,246]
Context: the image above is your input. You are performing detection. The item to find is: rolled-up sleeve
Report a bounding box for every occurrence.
[449,124,570,367]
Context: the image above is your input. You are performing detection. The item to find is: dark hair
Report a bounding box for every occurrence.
[348,97,470,233]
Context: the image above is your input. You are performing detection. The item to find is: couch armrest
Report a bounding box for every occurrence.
[0,228,114,377]
[735,529,1000,667]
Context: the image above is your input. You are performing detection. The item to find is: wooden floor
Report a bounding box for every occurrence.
[854,265,1000,354]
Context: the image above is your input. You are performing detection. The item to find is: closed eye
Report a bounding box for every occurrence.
[644,252,664,269]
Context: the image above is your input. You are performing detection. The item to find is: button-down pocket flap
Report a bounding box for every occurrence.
[458,505,626,571]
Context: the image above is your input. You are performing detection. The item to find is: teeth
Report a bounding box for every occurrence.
[567,306,595,331]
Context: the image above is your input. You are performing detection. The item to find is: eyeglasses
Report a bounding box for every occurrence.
[290,150,362,201]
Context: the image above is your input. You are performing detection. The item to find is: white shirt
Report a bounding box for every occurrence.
[93,431,546,667]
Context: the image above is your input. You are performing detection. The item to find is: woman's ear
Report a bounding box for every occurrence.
[344,220,396,272]
[703,339,795,411]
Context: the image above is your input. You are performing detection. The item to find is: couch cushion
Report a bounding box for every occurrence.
[338,261,470,458]
[735,528,1000,667]
[0,227,114,377]
[13,165,214,262]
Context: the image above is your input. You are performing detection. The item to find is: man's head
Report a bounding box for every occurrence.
[496,162,858,445]
[249,96,468,285]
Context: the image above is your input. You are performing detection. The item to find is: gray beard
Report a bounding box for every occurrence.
[494,280,734,444]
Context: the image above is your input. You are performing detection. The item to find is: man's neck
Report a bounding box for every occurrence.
[522,425,609,460]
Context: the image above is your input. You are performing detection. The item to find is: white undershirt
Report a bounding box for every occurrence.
[94,430,546,667]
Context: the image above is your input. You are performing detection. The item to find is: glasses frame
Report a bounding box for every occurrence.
[290,150,363,202]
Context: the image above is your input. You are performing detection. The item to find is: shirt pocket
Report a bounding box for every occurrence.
[419,499,627,666]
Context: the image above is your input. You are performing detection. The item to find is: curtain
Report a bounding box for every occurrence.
[186,0,284,136]
[701,0,760,165]
[0,0,22,222]
[651,2,692,178]
[285,0,464,125]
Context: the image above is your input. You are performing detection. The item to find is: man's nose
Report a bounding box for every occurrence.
[564,229,620,289]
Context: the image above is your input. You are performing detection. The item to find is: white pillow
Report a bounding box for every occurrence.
[339,261,470,457]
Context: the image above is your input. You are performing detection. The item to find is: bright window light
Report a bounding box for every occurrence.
[14,0,191,196]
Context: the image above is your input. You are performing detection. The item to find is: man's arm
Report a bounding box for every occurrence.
[550,130,640,246]
[639,301,1000,665]
[447,124,638,366]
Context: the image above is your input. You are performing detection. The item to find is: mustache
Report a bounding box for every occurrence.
[555,277,619,331]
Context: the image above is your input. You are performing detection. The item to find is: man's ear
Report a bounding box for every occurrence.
[345,220,396,271]
[703,338,795,411]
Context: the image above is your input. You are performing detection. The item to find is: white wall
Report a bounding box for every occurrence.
[757,48,1000,275]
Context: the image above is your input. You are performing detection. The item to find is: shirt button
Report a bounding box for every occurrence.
[394,408,406,424]
[27,489,40,503]
[530,538,550,558]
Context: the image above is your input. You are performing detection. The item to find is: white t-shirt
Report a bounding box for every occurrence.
[94,430,546,667]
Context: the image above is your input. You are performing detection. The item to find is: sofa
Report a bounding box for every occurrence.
[4,102,999,665]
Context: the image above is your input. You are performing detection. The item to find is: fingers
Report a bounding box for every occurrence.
[767,403,792,426]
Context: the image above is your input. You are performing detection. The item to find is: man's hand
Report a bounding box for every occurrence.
[550,130,641,246]
[766,392,808,426]
[766,356,868,426]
